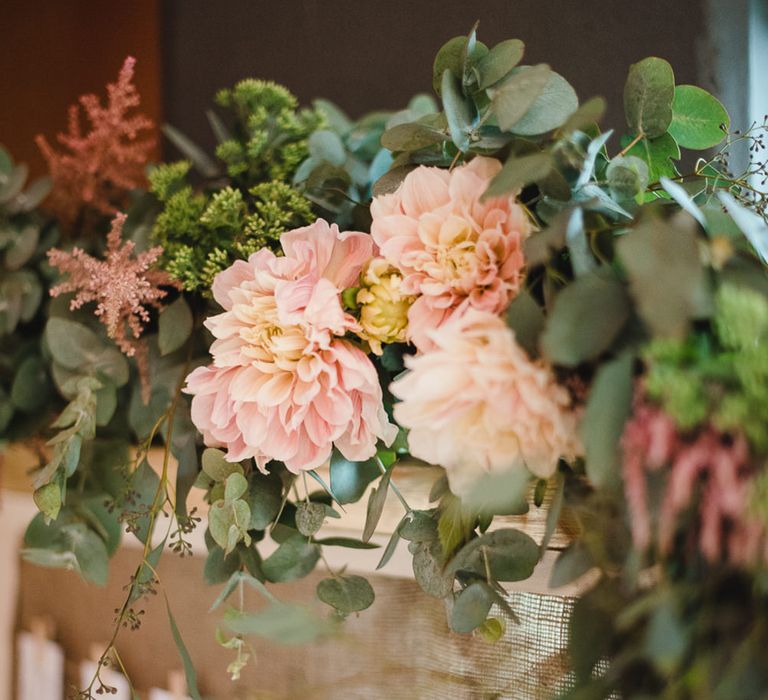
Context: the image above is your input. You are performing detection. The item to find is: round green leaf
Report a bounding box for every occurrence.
[317,575,375,613]
[490,64,551,132]
[624,57,675,139]
[11,356,49,412]
[446,528,539,582]
[159,296,193,356]
[509,71,578,135]
[668,85,730,149]
[607,155,649,200]
[262,533,321,583]
[296,501,326,537]
[623,57,675,138]
[541,271,631,366]
[476,39,525,90]
[308,130,346,166]
[451,582,494,633]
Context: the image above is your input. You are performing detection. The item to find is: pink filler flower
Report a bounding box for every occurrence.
[391,309,581,495]
[184,219,397,473]
[370,156,531,350]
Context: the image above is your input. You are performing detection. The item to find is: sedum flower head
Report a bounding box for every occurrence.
[355,258,414,354]
[214,79,325,186]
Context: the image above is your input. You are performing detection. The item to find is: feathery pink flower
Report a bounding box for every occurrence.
[622,392,767,567]
[48,213,177,398]
[36,57,154,228]
[184,219,397,473]
[370,157,531,350]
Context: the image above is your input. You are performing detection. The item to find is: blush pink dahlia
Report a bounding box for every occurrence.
[390,309,581,495]
[370,156,531,350]
[184,219,397,473]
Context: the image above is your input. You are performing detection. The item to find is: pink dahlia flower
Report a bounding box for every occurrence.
[370,156,531,350]
[390,309,581,495]
[184,219,397,473]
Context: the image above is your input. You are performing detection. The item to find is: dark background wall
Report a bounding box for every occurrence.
[0,0,162,177]
[161,0,709,155]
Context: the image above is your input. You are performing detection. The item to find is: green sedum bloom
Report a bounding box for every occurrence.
[148,80,322,295]
[215,79,326,186]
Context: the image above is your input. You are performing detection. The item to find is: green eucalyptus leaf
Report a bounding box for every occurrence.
[451,582,495,633]
[476,39,525,90]
[11,356,49,412]
[624,57,675,138]
[224,603,332,644]
[317,574,375,613]
[560,96,607,134]
[248,472,284,530]
[506,290,545,357]
[668,85,729,149]
[33,482,62,520]
[441,70,474,151]
[44,318,101,370]
[582,352,635,489]
[550,541,594,588]
[483,151,552,199]
[541,270,631,366]
[165,598,203,700]
[412,541,453,597]
[202,448,242,482]
[607,155,649,200]
[447,528,539,582]
[295,501,326,537]
[509,71,578,135]
[617,215,706,337]
[490,64,551,132]
[158,296,193,356]
[308,130,346,166]
[362,466,392,542]
[380,123,446,152]
[329,451,380,504]
[262,533,320,583]
[433,36,468,95]
[5,225,39,270]
[224,472,248,503]
[622,132,680,183]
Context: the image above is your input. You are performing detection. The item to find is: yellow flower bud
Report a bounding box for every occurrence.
[356,258,414,354]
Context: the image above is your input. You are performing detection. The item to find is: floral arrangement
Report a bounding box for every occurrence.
[4,25,768,699]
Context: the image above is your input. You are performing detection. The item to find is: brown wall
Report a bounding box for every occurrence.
[160,0,708,156]
[0,0,162,177]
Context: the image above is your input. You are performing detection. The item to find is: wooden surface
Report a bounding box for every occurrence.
[0,0,162,177]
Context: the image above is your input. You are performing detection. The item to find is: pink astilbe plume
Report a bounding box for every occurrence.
[36,57,154,228]
[48,213,178,399]
[622,391,768,567]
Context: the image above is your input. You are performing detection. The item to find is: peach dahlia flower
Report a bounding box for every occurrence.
[370,156,531,350]
[391,310,580,495]
[184,219,397,473]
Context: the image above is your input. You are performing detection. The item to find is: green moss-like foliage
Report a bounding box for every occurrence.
[149,80,322,295]
[149,162,313,293]
[644,283,768,451]
[215,79,326,186]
